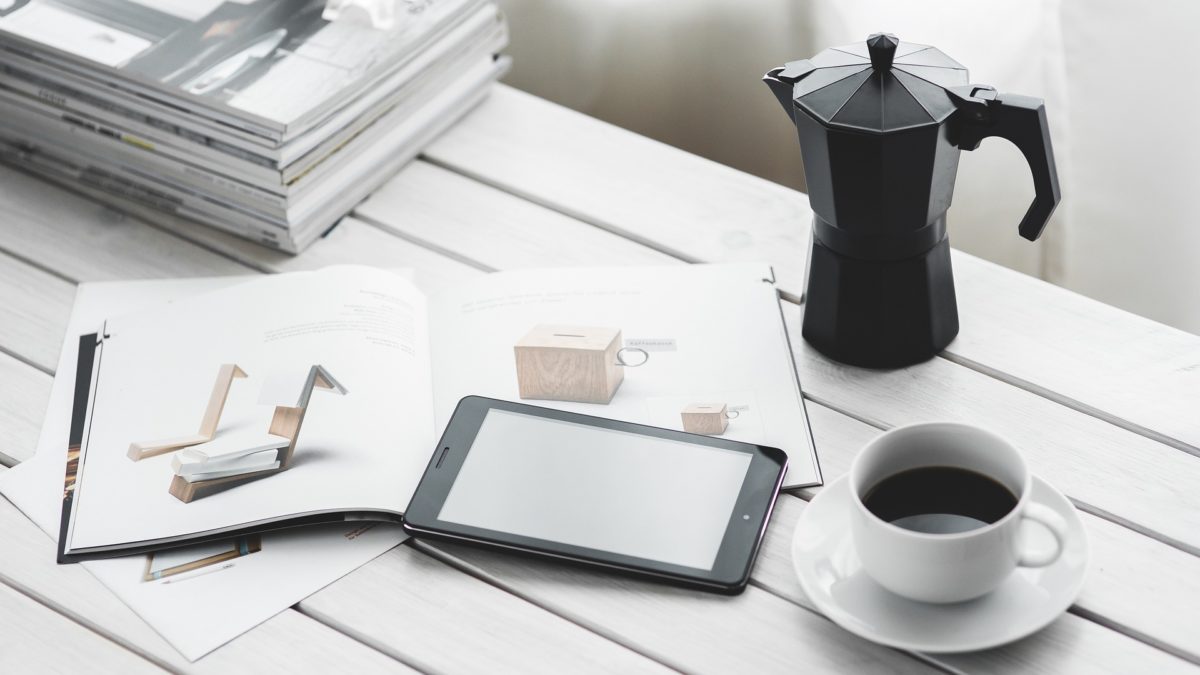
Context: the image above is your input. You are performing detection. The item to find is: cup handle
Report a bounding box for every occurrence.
[1017,502,1068,568]
[615,347,649,367]
[725,409,740,419]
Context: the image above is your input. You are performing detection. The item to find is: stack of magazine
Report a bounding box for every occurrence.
[0,0,509,252]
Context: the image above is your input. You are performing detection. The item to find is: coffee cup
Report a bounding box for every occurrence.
[848,422,1067,603]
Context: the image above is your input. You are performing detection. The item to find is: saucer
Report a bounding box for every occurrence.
[792,475,1089,653]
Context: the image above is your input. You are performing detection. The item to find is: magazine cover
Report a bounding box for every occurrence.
[0,0,483,135]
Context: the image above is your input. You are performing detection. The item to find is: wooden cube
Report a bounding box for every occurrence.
[681,403,729,435]
[515,324,625,403]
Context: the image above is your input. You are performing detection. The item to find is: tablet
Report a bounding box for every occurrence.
[402,396,789,594]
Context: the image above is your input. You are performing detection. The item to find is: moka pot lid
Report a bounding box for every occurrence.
[773,33,969,133]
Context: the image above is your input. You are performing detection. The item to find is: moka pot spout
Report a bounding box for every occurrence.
[762,60,816,125]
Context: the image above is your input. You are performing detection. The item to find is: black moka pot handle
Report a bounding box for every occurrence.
[948,85,1061,241]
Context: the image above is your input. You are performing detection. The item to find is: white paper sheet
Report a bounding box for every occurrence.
[0,275,407,661]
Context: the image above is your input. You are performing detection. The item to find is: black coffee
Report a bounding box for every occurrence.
[862,466,1018,534]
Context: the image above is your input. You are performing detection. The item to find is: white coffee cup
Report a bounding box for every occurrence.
[849,422,1068,603]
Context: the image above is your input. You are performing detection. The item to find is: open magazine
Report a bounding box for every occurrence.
[59,264,821,561]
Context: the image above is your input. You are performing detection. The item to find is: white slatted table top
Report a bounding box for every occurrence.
[0,84,1197,673]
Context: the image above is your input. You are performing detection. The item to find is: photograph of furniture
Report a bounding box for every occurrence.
[0,1,1198,672]
[168,365,347,503]
[126,363,248,461]
[142,536,262,583]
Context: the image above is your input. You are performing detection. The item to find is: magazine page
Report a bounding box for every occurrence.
[0,276,405,660]
[65,265,432,555]
[428,264,821,488]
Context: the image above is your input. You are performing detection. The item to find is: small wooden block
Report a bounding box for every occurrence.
[681,403,729,435]
[514,324,624,403]
[168,467,286,503]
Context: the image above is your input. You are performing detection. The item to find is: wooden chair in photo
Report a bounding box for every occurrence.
[168,365,347,503]
[127,364,247,461]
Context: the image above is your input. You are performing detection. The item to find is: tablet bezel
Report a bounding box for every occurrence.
[402,396,788,594]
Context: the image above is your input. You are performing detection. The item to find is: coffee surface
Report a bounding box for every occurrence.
[862,466,1018,534]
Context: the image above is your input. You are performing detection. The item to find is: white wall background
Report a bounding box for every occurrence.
[497,0,1200,335]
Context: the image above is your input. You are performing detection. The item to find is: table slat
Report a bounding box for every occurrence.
[416,539,939,675]
[150,210,482,297]
[300,543,673,673]
[356,160,682,269]
[422,87,813,291]
[0,165,251,281]
[951,252,1200,453]
[0,351,50,466]
[0,581,164,673]
[0,250,74,372]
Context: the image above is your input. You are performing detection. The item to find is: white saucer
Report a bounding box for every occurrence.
[792,475,1089,653]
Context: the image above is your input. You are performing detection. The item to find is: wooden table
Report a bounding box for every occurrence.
[1,84,1198,673]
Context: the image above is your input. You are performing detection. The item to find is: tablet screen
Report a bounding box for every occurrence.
[437,408,754,571]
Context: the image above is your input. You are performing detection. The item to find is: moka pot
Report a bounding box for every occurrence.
[765,33,1061,368]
